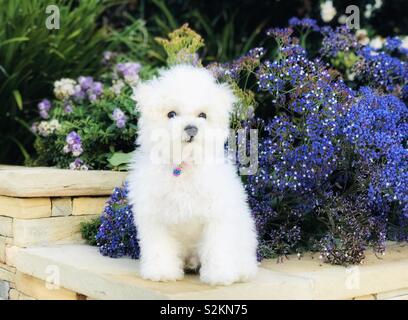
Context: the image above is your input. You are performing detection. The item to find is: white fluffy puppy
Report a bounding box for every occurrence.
[128,64,258,285]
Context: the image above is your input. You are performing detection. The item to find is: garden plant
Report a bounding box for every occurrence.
[5,1,407,267]
[76,19,408,266]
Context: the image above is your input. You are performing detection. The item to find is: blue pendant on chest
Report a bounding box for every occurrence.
[173,166,182,177]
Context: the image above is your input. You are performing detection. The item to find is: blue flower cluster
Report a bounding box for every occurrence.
[95,17,408,265]
[317,195,387,265]
[254,29,354,195]
[317,27,408,95]
[244,21,407,262]
[344,87,408,218]
[288,17,320,32]
[355,46,408,93]
[96,184,139,259]
[320,26,359,58]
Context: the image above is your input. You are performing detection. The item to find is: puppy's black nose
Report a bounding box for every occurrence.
[184,125,198,138]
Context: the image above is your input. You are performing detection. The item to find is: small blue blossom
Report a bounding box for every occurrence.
[96,184,140,259]
[112,108,127,128]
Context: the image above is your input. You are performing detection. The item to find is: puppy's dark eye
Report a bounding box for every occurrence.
[198,112,207,119]
[167,111,177,118]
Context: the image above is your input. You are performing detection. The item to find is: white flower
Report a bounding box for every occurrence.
[337,14,347,24]
[48,119,61,131]
[124,73,140,86]
[320,1,337,22]
[364,0,383,18]
[53,78,76,100]
[111,79,125,95]
[36,119,61,137]
[370,36,385,49]
[347,72,356,81]
[356,29,370,45]
[401,36,408,49]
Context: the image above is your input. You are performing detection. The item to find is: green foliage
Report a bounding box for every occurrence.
[139,0,273,63]
[29,57,157,170]
[155,23,204,66]
[107,151,134,171]
[331,51,360,80]
[0,0,151,165]
[80,217,101,246]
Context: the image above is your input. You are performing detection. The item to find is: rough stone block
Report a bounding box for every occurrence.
[13,215,98,247]
[0,196,51,219]
[15,272,77,300]
[5,246,19,267]
[9,288,18,300]
[0,263,15,282]
[72,197,107,216]
[0,280,10,299]
[0,236,7,263]
[0,166,127,197]
[0,216,13,237]
[9,288,35,300]
[376,288,408,300]
[51,198,72,217]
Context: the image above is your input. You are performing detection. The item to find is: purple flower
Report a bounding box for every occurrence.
[73,77,103,102]
[92,81,103,96]
[78,76,94,90]
[289,17,320,32]
[65,131,83,157]
[112,108,127,128]
[37,99,52,119]
[73,84,86,101]
[116,62,141,77]
[64,102,73,113]
[66,131,81,145]
[116,62,141,85]
[69,158,89,171]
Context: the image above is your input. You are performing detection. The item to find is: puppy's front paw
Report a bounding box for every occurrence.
[140,262,184,282]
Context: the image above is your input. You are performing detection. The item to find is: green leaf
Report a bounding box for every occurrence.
[0,36,29,47]
[108,151,133,168]
[12,90,23,110]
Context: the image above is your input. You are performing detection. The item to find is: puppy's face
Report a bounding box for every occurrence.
[132,65,236,164]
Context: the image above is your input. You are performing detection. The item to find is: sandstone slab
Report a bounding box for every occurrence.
[72,197,107,216]
[0,236,11,263]
[51,197,72,217]
[0,165,127,197]
[0,196,51,219]
[15,271,78,300]
[14,243,408,300]
[0,263,15,282]
[0,216,13,237]
[9,288,35,300]
[5,246,19,267]
[13,215,98,247]
[0,280,10,299]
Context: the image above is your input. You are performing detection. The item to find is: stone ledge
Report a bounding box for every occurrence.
[13,215,98,247]
[0,165,127,198]
[14,243,408,300]
[0,196,51,219]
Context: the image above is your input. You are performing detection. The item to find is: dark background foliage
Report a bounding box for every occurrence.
[2,0,408,165]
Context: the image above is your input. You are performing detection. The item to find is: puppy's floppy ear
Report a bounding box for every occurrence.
[131,80,156,113]
[217,82,238,114]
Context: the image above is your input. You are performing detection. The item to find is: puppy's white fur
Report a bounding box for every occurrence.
[128,65,258,285]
